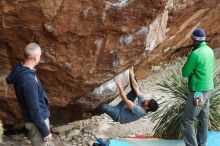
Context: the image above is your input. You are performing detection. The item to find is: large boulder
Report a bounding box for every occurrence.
[0,0,220,124]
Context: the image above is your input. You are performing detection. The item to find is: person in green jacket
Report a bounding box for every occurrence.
[181,28,215,146]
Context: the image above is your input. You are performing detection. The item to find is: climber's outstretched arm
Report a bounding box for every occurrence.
[115,79,134,110]
[129,67,141,96]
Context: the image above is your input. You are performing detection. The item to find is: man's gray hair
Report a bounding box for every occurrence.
[24,43,41,58]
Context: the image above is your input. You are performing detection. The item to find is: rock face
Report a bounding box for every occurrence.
[0,0,220,125]
[138,0,220,70]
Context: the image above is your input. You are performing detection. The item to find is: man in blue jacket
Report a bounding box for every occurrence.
[6,43,53,146]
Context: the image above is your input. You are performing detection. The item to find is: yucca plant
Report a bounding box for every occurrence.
[150,64,220,139]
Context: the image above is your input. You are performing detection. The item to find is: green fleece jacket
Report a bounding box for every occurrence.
[182,42,215,92]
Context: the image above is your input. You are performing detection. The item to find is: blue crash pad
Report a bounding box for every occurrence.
[109,138,184,146]
[108,131,220,146]
[207,131,220,146]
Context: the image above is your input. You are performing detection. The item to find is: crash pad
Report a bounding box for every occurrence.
[108,131,220,146]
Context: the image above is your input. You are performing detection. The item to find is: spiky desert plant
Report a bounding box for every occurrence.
[150,65,220,139]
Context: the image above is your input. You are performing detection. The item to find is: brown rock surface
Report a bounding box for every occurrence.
[138,0,220,71]
[0,0,220,125]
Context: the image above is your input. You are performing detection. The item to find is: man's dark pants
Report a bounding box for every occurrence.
[182,91,211,146]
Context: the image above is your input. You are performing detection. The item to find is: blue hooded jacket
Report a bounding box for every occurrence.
[6,64,50,137]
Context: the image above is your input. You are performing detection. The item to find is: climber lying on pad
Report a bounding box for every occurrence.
[98,67,159,124]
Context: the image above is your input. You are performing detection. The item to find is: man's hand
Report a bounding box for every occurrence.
[114,78,122,87]
[44,133,53,142]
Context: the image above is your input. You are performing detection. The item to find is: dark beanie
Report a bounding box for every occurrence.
[191,28,206,41]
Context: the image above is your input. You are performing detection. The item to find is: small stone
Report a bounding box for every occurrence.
[89,140,96,146]
[64,137,71,141]
[91,136,95,140]
[67,129,81,138]
[151,65,162,72]
[52,121,82,134]
[83,133,88,137]
[44,22,54,32]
